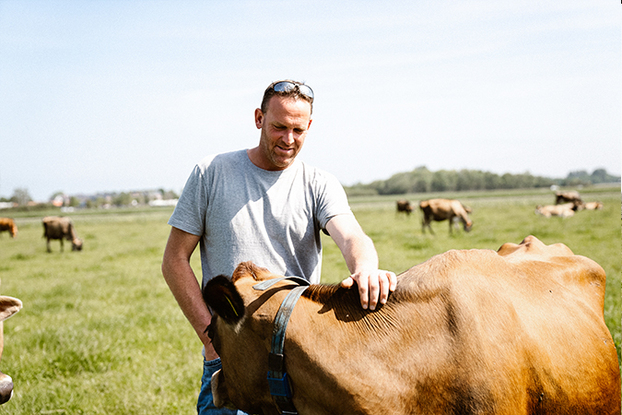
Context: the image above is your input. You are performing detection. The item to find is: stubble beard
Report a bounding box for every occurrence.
[260,132,298,170]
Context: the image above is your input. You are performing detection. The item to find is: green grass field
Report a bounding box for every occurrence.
[0,188,619,414]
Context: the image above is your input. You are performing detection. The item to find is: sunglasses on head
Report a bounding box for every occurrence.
[272,81,314,101]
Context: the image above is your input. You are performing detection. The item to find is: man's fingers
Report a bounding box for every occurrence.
[346,274,370,310]
[389,271,398,292]
[340,276,355,289]
[341,275,370,310]
[367,274,381,311]
[343,271,397,311]
[376,272,391,307]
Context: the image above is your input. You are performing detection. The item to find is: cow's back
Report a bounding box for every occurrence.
[394,236,619,413]
[420,199,466,218]
[42,216,71,238]
[419,199,451,219]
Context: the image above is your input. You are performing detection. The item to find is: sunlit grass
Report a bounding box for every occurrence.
[0,211,202,414]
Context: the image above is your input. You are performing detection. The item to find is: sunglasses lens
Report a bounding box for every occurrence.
[273,81,295,93]
[273,81,314,100]
[298,85,314,100]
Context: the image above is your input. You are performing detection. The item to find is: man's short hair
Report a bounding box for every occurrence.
[261,80,314,114]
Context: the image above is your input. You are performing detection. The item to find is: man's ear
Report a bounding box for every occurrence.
[307,118,313,130]
[254,108,263,129]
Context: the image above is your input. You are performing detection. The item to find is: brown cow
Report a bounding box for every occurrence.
[583,201,603,210]
[203,236,620,414]
[396,200,413,215]
[0,296,22,405]
[535,203,578,218]
[419,198,473,234]
[0,219,17,238]
[42,216,83,252]
[555,190,582,205]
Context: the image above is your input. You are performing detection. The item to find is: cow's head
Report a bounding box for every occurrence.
[464,220,473,232]
[203,262,294,414]
[0,296,22,405]
[71,239,83,251]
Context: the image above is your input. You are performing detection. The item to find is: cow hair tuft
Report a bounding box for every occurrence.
[303,284,402,334]
[232,261,271,283]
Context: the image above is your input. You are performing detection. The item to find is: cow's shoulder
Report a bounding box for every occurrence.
[395,248,496,301]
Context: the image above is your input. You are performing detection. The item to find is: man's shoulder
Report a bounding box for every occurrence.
[199,149,246,165]
[297,160,340,184]
[196,149,248,172]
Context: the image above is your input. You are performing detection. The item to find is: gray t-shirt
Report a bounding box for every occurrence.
[168,149,353,286]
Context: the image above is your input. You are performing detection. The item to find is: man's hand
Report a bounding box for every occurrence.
[325,215,397,310]
[340,269,397,310]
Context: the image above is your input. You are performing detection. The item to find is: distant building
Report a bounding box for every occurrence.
[149,199,178,207]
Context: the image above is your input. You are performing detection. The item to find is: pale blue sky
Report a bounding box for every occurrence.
[1,1,619,201]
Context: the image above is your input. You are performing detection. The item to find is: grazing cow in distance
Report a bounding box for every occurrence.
[0,219,17,238]
[535,203,578,218]
[42,216,83,252]
[583,201,603,210]
[555,190,582,205]
[203,236,620,414]
[0,295,22,405]
[419,198,472,234]
[396,200,413,215]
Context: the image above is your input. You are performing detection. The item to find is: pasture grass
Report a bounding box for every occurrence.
[0,210,203,414]
[0,188,619,414]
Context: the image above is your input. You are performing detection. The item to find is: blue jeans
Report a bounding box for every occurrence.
[197,358,248,415]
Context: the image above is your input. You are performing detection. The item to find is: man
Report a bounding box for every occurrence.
[161,80,397,414]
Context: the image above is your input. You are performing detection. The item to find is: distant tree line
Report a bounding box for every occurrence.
[344,167,620,196]
[0,188,32,205]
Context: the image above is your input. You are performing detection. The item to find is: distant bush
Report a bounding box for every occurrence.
[344,167,620,196]
[562,168,621,187]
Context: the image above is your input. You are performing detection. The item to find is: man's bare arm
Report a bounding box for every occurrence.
[161,227,218,359]
[325,215,397,310]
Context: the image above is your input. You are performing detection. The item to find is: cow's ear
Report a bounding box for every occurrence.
[0,296,22,322]
[203,276,245,325]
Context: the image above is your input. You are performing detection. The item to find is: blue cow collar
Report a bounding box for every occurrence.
[253,276,310,415]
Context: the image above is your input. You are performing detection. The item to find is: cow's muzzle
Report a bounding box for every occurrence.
[0,373,14,405]
[211,369,236,410]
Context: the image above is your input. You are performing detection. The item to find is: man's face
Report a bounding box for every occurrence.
[254,96,312,171]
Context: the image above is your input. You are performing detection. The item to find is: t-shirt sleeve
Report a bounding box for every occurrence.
[315,170,353,231]
[168,164,207,236]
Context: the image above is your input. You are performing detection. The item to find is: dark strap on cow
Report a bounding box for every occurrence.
[252,276,310,291]
[253,277,310,415]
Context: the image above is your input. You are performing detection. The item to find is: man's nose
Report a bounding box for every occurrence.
[282,130,295,144]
